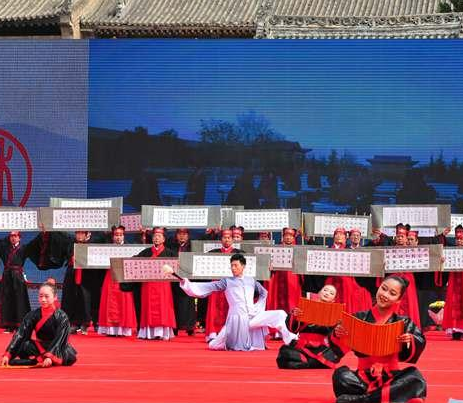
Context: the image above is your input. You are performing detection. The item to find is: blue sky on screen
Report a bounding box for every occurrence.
[89,40,463,163]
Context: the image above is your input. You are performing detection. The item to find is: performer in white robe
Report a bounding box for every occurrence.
[177,253,297,351]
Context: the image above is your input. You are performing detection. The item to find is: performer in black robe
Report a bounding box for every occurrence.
[277,285,345,369]
[0,231,52,331]
[37,230,105,333]
[331,276,426,403]
[2,282,76,367]
[168,228,196,335]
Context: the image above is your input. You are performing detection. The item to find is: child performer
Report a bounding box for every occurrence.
[1,282,77,367]
[331,275,426,403]
[276,285,345,369]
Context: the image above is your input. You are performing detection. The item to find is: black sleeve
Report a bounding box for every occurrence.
[5,311,36,358]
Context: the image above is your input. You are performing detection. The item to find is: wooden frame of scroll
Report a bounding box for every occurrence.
[231,208,301,232]
[141,205,221,229]
[303,212,372,239]
[0,207,40,231]
[111,257,180,282]
[292,246,385,277]
[340,312,404,356]
[39,207,120,231]
[74,243,149,269]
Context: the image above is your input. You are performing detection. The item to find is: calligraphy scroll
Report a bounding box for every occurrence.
[50,197,123,213]
[119,213,142,232]
[141,205,221,228]
[178,252,271,280]
[111,257,180,282]
[293,246,384,277]
[371,204,450,234]
[303,213,371,238]
[40,207,120,231]
[74,243,148,268]
[0,207,39,231]
[450,214,463,236]
[380,244,443,273]
[232,209,301,232]
[240,244,294,271]
[382,227,437,237]
[443,247,463,272]
[191,240,273,253]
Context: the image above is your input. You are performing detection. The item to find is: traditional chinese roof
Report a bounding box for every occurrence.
[257,0,463,39]
[0,0,71,25]
[81,0,260,37]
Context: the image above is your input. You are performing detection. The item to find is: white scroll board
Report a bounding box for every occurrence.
[0,208,39,231]
[119,213,142,232]
[371,204,450,229]
[111,257,180,282]
[178,252,271,280]
[382,227,437,237]
[232,209,301,232]
[443,247,463,271]
[380,244,443,273]
[141,205,221,228]
[74,243,149,268]
[450,214,463,236]
[50,197,123,214]
[293,246,384,277]
[40,207,120,231]
[303,213,371,238]
[241,245,293,270]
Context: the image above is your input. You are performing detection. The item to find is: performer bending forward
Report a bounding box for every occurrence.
[178,253,297,351]
[332,275,426,403]
[2,282,77,367]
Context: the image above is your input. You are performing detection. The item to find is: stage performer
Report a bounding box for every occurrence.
[276,284,345,369]
[134,227,176,340]
[98,226,137,337]
[443,225,463,340]
[0,231,56,332]
[172,253,297,351]
[332,275,426,403]
[324,228,372,314]
[230,225,244,242]
[372,224,421,328]
[205,229,244,341]
[168,228,195,336]
[267,228,303,314]
[1,281,76,367]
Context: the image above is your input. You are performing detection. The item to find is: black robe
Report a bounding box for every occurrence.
[4,307,76,366]
[277,317,345,369]
[332,309,426,403]
[40,232,106,328]
[169,240,196,332]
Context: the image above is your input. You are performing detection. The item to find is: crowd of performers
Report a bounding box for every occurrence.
[2,220,463,402]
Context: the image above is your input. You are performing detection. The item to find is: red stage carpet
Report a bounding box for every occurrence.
[0,330,461,403]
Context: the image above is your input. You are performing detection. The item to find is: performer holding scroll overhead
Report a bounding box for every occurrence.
[267,228,303,314]
[276,285,346,369]
[98,226,137,337]
[331,275,426,403]
[2,281,76,367]
[135,227,176,340]
[168,228,195,336]
[324,228,372,314]
[174,253,297,351]
[205,229,244,342]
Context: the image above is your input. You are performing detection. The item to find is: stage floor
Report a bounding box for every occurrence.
[0,330,461,403]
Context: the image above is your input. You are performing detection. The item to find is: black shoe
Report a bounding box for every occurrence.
[173,329,178,336]
[70,326,78,334]
[336,394,368,403]
[9,358,38,366]
[452,332,462,340]
[187,329,194,336]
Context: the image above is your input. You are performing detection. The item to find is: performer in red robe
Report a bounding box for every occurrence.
[98,226,137,337]
[325,228,372,314]
[267,228,302,313]
[443,225,463,340]
[136,227,176,340]
[205,229,243,341]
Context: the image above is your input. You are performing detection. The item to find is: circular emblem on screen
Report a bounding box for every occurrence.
[0,129,33,207]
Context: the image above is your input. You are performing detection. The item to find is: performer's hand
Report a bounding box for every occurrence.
[397,333,413,344]
[39,223,46,233]
[443,226,451,236]
[162,264,174,275]
[290,307,302,317]
[334,324,348,338]
[42,358,53,368]
[372,228,382,237]
[1,356,9,367]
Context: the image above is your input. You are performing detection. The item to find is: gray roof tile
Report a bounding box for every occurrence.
[0,0,68,23]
